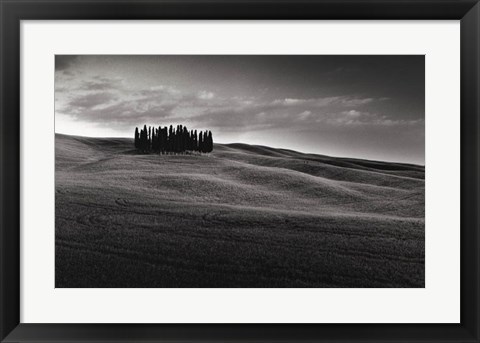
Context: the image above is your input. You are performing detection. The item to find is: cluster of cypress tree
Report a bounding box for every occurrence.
[134,124,213,154]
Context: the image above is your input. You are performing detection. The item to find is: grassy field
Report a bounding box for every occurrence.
[55,133,425,287]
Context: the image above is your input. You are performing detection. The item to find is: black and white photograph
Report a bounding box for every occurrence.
[55,55,425,288]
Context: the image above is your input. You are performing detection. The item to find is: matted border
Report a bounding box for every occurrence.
[22,22,455,324]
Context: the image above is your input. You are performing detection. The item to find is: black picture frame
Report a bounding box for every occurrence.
[1,0,479,342]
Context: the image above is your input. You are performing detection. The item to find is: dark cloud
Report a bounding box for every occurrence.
[55,55,79,71]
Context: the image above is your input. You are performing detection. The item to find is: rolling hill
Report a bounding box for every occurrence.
[55,133,425,287]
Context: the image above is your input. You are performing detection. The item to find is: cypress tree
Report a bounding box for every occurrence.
[199,131,203,153]
[162,127,167,154]
[204,131,208,153]
[143,125,148,152]
[176,125,180,153]
[178,125,182,153]
[207,131,213,153]
[174,126,178,153]
[143,127,147,152]
[189,130,194,151]
[153,128,157,152]
[194,130,198,151]
[183,126,188,152]
[159,127,162,153]
[151,128,154,151]
[138,128,142,151]
[134,127,139,149]
[168,125,173,153]
[148,126,151,152]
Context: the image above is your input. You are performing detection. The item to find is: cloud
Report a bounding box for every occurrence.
[79,77,123,91]
[298,110,312,120]
[271,96,374,108]
[198,91,215,100]
[331,110,423,127]
[68,92,116,109]
[272,97,337,107]
[56,74,417,134]
[340,97,374,106]
[343,110,362,117]
[282,98,307,105]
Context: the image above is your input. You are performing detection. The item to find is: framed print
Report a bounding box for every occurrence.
[1,0,479,342]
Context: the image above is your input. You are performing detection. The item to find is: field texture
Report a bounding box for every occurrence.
[55,133,425,287]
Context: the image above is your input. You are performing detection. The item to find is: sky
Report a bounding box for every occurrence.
[55,55,425,164]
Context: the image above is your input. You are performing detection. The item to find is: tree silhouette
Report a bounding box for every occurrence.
[135,124,213,154]
[148,126,152,152]
[162,127,167,154]
[142,125,148,152]
[167,125,174,152]
[207,131,213,153]
[152,127,158,152]
[193,130,198,151]
[199,131,203,153]
[134,127,139,149]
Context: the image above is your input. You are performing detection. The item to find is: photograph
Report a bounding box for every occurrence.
[55,55,425,288]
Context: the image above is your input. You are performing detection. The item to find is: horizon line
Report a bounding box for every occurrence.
[55,132,425,167]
